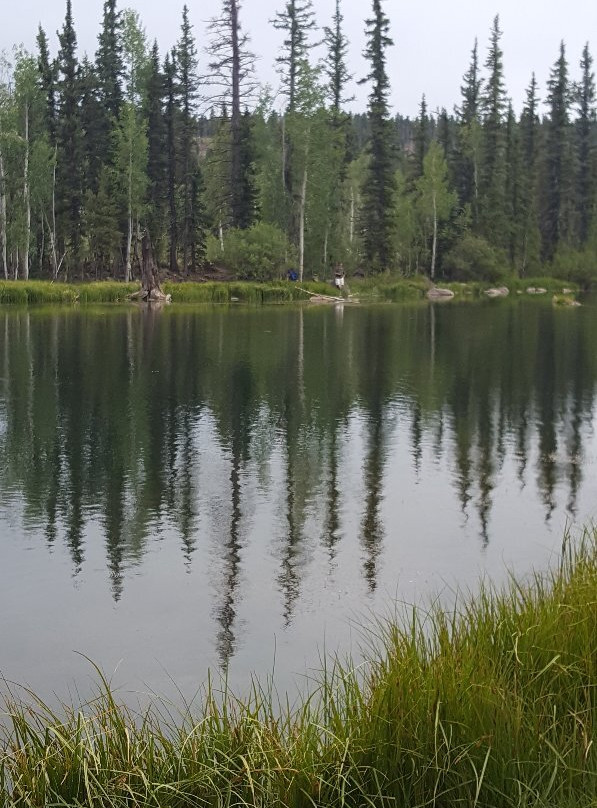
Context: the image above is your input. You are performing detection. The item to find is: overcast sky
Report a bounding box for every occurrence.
[2,0,595,116]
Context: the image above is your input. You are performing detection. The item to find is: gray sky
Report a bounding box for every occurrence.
[2,0,595,116]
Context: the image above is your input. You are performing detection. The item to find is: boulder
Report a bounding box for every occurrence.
[427,287,455,300]
[526,287,547,295]
[485,286,509,298]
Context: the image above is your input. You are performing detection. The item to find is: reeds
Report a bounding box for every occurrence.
[1,532,594,807]
[0,281,334,306]
[0,278,579,307]
[162,281,334,304]
[0,281,139,305]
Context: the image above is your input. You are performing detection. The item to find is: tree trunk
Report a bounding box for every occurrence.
[125,144,133,283]
[298,166,307,282]
[229,0,242,227]
[431,190,437,280]
[22,103,31,280]
[131,233,171,303]
[0,137,7,280]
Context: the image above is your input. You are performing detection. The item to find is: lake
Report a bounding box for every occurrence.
[1,299,595,702]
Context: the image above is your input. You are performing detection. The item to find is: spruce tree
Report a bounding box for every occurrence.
[575,43,595,245]
[236,109,258,228]
[144,41,167,250]
[505,102,520,266]
[519,74,541,274]
[207,0,257,229]
[413,94,428,178]
[79,58,103,195]
[455,40,482,224]
[95,0,124,169]
[272,0,317,112]
[96,0,124,120]
[543,42,572,260]
[176,5,200,271]
[36,27,57,144]
[437,108,451,160]
[359,0,396,271]
[480,15,507,246]
[323,0,352,114]
[55,0,83,271]
[164,51,179,273]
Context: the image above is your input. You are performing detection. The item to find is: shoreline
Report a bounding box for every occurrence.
[0,277,581,306]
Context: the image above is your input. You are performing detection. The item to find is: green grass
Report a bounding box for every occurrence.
[1,532,595,808]
[0,277,582,307]
[163,280,334,304]
[0,281,140,305]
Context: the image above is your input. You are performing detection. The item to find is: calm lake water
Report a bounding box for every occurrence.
[1,299,596,701]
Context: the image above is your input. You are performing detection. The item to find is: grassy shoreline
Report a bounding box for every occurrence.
[0,277,580,306]
[1,534,595,808]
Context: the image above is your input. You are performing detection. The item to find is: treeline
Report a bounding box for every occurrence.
[0,0,595,283]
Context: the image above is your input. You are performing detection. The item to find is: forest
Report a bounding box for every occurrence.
[0,0,595,285]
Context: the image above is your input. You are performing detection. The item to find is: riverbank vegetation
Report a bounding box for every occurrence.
[0,277,580,305]
[1,533,594,807]
[0,3,596,287]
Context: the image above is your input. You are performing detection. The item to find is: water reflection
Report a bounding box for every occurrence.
[1,301,596,678]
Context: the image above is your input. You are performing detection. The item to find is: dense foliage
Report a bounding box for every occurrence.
[0,2,596,283]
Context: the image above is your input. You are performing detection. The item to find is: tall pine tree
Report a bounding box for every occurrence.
[176,6,200,271]
[575,43,596,245]
[56,0,83,272]
[543,42,572,260]
[479,16,507,247]
[359,0,396,271]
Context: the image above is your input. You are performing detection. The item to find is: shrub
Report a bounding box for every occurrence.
[550,246,597,288]
[442,234,508,283]
[207,223,296,280]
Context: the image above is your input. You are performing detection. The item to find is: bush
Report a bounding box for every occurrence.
[206,223,296,281]
[550,247,597,288]
[442,234,508,283]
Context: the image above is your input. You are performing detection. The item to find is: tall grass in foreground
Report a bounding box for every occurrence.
[1,534,594,807]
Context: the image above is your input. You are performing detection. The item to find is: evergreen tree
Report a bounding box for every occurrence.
[207,0,257,230]
[543,42,572,260]
[504,102,520,266]
[176,5,200,271]
[55,0,83,271]
[164,50,179,273]
[36,27,57,144]
[413,94,428,178]
[95,0,124,172]
[79,57,103,194]
[575,43,596,245]
[322,0,352,271]
[359,0,396,271]
[236,109,258,228]
[519,73,541,274]
[455,39,482,223]
[96,0,124,120]
[190,164,208,266]
[323,0,352,114]
[144,42,167,251]
[272,0,317,112]
[479,15,507,246]
[437,108,451,160]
